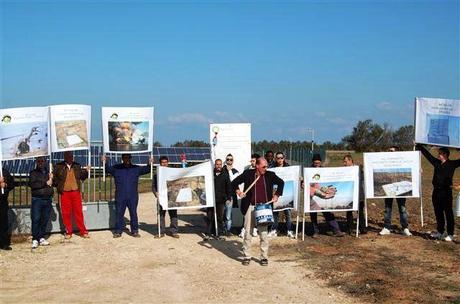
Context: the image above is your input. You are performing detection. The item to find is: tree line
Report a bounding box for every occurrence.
[165,120,415,153]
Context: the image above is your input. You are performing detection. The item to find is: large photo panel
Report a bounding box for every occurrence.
[49,104,91,152]
[210,123,251,174]
[0,107,50,160]
[158,161,215,210]
[415,97,460,148]
[364,151,421,199]
[102,107,154,153]
[304,166,359,213]
[268,166,301,211]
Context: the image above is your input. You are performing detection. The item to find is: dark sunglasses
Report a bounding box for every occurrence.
[226,158,233,161]
[276,157,284,159]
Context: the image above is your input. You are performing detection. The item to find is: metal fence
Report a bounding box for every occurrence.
[5,143,211,207]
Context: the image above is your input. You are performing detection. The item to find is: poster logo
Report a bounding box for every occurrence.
[1,115,12,124]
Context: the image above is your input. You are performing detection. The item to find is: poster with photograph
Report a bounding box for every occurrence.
[158,161,215,210]
[268,166,300,211]
[415,97,460,148]
[102,107,154,153]
[49,104,91,152]
[0,107,50,160]
[210,123,251,175]
[364,151,421,199]
[304,166,359,213]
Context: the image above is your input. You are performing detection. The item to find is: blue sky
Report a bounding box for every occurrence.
[1,0,459,145]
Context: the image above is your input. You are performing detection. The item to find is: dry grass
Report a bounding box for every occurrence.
[272,149,460,304]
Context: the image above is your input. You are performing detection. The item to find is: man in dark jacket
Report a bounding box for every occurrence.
[232,157,284,266]
[207,159,231,239]
[416,144,460,242]
[103,153,152,238]
[0,168,15,250]
[53,151,90,239]
[152,156,179,238]
[29,157,54,249]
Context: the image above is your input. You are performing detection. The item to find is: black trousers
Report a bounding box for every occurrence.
[432,189,455,235]
[206,202,225,235]
[0,200,10,247]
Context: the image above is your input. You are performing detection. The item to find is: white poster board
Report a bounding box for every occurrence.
[158,161,215,210]
[49,104,91,152]
[102,107,154,153]
[304,166,359,213]
[0,107,50,160]
[415,97,460,148]
[210,123,251,174]
[268,166,300,211]
[364,151,421,199]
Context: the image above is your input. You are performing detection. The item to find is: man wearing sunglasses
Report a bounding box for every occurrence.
[232,157,284,266]
[223,153,239,236]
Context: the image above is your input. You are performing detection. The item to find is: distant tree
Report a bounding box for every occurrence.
[342,119,392,152]
[172,140,209,147]
[153,141,162,147]
[392,125,415,150]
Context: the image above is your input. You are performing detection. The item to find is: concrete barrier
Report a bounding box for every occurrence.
[9,201,117,235]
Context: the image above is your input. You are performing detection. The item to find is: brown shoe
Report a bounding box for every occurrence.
[64,234,72,239]
[81,233,90,239]
[172,233,180,239]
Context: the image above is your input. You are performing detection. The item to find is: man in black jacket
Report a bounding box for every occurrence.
[232,157,284,266]
[29,157,54,249]
[0,168,15,250]
[206,159,231,239]
[416,144,460,242]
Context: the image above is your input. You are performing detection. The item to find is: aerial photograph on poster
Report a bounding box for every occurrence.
[54,120,89,149]
[373,168,413,197]
[166,175,206,208]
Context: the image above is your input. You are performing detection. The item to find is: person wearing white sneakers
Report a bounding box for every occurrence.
[29,157,54,249]
[379,146,412,237]
[416,144,460,242]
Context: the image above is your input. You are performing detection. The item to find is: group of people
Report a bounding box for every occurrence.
[0,143,458,267]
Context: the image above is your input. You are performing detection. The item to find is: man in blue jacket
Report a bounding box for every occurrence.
[103,154,152,238]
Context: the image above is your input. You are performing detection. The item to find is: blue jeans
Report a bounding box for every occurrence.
[272,209,293,232]
[384,198,409,229]
[224,200,233,232]
[31,197,52,241]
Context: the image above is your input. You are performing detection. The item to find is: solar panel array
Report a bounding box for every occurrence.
[2,144,211,174]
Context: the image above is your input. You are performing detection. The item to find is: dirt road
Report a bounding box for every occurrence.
[0,193,358,304]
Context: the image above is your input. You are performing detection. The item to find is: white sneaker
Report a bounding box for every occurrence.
[430,231,443,239]
[287,230,295,238]
[379,227,391,235]
[31,240,39,249]
[39,238,50,246]
[443,235,453,242]
[252,228,258,237]
[268,230,277,237]
[403,228,412,236]
[239,228,245,238]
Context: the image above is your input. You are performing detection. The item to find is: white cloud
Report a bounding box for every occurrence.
[326,117,351,126]
[167,112,211,124]
[376,102,393,111]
